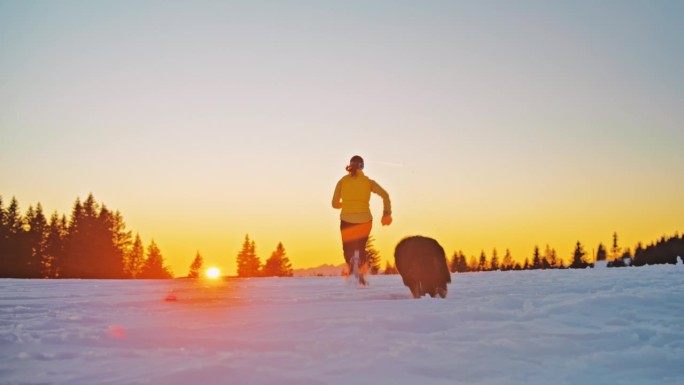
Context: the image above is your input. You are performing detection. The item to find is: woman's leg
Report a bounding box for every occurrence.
[340,221,372,270]
[340,221,354,267]
[354,221,372,269]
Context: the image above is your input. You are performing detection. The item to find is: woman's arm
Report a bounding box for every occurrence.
[331,180,343,209]
[371,180,392,217]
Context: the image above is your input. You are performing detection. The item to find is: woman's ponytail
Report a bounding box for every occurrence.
[346,155,364,177]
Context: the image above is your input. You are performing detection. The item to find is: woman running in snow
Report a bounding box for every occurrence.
[331,155,392,284]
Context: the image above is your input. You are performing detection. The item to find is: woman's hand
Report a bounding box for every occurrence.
[381,215,393,226]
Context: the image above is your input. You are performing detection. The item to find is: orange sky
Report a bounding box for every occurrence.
[1,1,682,276]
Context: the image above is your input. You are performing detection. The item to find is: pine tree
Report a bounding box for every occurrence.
[544,245,557,269]
[109,210,132,277]
[610,232,621,262]
[570,241,589,269]
[83,193,98,219]
[501,249,513,271]
[449,251,468,273]
[596,243,607,262]
[43,212,66,278]
[383,261,398,275]
[0,196,6,274]
[62,196,127,279]
[74,194,98,277]
[139,240,173,279]
[25,204,48,278]
[459,253,468,272]
[365,236,381,275]
[261,244,279,277]
[236,234,261,277]
[262,242,293,277]
[16,205,35,278]
[125,234,145,278]
[532,246,542,269]
[478,251,488,271]
[490,248,499,271]
[633,242,646,266]
[93,202,123,278]
[5,198,23,235]
[0,196,5,236]
[457,251,468,272]
[1,197,25,277]
[188,251,204,278]
[468,255,478,271]
[61,197,85,278]
[449,252,459,273]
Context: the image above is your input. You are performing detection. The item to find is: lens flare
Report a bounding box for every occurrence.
[206,267,221,279]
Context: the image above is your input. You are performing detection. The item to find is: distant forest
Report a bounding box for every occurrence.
[0,194,172,279]
[381,232,684,275]
[1,194,682,279]
[0,194,296,279]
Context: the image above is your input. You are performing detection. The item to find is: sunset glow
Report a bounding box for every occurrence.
[206,268,221,279]
[1,1,682,276]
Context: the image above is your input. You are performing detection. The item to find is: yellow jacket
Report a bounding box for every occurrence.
[331,170,391,223]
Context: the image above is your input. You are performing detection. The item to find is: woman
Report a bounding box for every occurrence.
[331,155,392,284]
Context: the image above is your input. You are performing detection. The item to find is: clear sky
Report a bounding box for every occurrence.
[2,0,683,276]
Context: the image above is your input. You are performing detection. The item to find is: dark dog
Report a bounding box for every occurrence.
[394,236,451,298]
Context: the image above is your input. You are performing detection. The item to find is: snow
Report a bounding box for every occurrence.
[1,266,683,385]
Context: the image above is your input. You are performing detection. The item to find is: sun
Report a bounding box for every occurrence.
[205,267,221,279]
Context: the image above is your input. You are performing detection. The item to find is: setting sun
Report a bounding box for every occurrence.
[205,267,221,279]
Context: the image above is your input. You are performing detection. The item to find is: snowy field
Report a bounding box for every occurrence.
[1,265,683,385]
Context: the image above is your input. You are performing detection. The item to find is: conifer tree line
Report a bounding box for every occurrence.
[232,234,381,278]
[3,195,681,279]
[234,235,294,277]
[230,234,385,278]
[0,195,172,279]
[232,234,384,278]
[383,232,684,274]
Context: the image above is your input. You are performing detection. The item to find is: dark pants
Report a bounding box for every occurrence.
[340,220,372,268]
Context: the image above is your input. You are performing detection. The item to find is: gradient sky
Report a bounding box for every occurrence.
[2,0,683,276]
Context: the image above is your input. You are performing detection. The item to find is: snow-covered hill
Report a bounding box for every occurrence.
[1,265,683,385]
